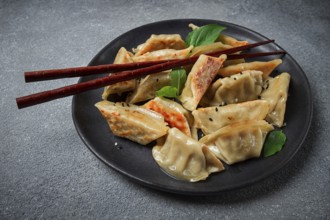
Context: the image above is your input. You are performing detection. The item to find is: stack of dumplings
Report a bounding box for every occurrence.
[95,28,290,182]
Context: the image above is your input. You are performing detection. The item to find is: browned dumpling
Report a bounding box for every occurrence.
[261,72,291,127]
[102,47,136,99]
[217,34,249,47]
[193,100,270,135]
[218,59,282,79]
[189,42,232,57]
[126,71,171,104]
[188,23,248,47]
[179,54,227,111]
[132,46,193,62]
[95,101,168,145]
[200,120,274,165]
[153,128,225,182]
[133,34,186,56]
[200,70,263,107]
[223,58,246,67]
[144,97,195,137]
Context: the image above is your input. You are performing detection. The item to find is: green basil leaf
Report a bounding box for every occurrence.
[156,86,178,98]
[170,68,186,94]
[263,130,287,157]
[185,24,226,47]
[156,68,187,98]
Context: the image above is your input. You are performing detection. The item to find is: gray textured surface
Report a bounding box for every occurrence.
[1,0,329,219]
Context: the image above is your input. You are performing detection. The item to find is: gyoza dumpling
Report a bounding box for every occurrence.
[200,70,263,107]
[95,101,168,145]
[218,59,282,78]
[133,34,186,56]
[132,46,193,62]
[188,23,248,47]
[193,100,270,135]
[179,54,227,111]
[188,23,200,30]
[144,97,195,137]
[217,34,249,47]
[189,42,232,57]
[126,71,171,104]
[223,58,246,67]
[261,72,291,127]
[102,47,136,99]
[153,128,225,182]
[200,120,274,165]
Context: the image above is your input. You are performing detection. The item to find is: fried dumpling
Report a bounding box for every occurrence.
[95,101,168,145]
[223,58,246,67]
[102,47,136,99]
[218,59,282,79]
[217,34,249,47]
[200,120,274,165]
[189,42,232,57]
[144,97,194,137]
[179,54,227,111]
[188,23,200,30]
[193,100,270,135]
[126,71,171,104]
[133,34,186,56]
[153,128,225,182]
[132,46,193,62]
[200,70,263,107]
[261,72,291,127]
[188,23,248,47]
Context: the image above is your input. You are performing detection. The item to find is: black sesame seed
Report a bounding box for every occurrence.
[121,103,125,107]
[156,78,159,82]
[215,107,218,112]
[209,118,213,122]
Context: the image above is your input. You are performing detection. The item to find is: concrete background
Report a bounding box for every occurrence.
[1,0,329,219]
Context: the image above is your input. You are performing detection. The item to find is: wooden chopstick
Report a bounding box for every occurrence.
[17,40,283,109]
[17,58,194,109]
[227,51,286,60]
[24,60,171,82]
[24,40,275,82]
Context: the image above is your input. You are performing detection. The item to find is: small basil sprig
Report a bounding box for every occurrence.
[156,68,187,98]
[185,24,226,47]
[263,130,287,157]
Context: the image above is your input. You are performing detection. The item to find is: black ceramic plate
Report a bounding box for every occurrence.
[72,19,312,195]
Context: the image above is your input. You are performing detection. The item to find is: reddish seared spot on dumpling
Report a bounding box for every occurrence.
[110,112,120,117]
[193,57,222,100]
[145,100,191,136]
[227,116,234,120]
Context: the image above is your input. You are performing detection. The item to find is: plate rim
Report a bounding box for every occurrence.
[72,19,313,195]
